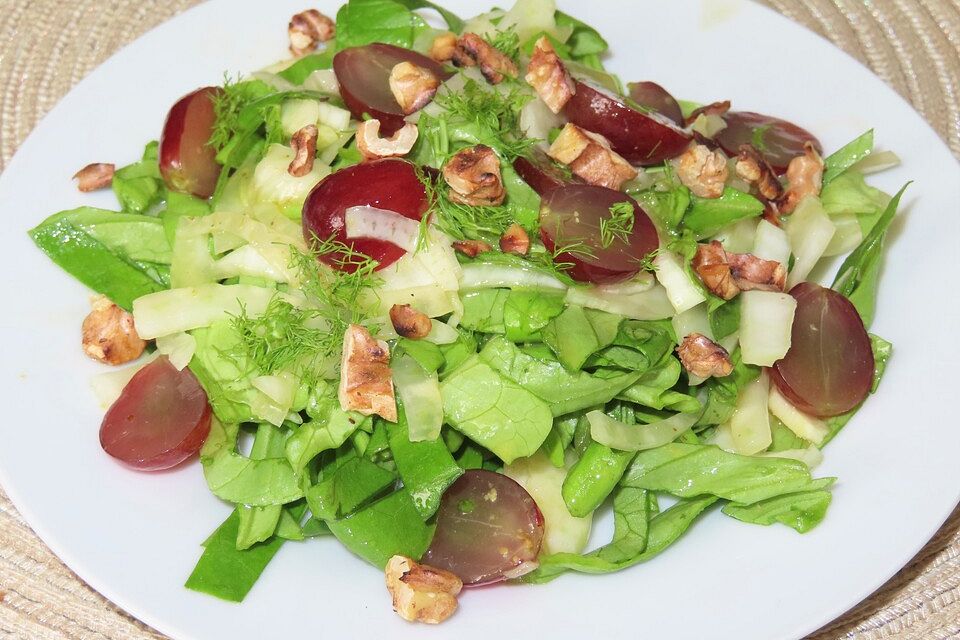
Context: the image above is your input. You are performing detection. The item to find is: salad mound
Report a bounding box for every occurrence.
[30,0,905,625]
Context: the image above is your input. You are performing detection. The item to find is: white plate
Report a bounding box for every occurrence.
[1,1,958,638]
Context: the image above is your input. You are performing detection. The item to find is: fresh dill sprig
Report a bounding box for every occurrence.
[487,30,521,65]
[633,247,661,273]
[231,298,336,379]
[599,201,636,248]
[292,236,381,325]
[433,78,537,161]
[208,76,276,153]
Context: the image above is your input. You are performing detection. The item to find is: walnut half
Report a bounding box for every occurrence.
[525,36,575,114]
[735,144,783,202]
[389,62,440,115]
[338,324,397,421]
[779,142,824,214]
[356,119,419,161]
[452,33,518,85]
[676,144,728,199]
[82,295,146,365]
[442,144,505,206]
[288,9,335,57]
[385,555,462,624]
[547,123,637,191]
[676,333,733,378]
[499,223,530,256]
[692,241,787,299]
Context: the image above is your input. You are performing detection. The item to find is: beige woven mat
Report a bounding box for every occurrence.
[1,0,958,638]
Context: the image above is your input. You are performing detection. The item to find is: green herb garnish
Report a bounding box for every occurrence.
[599,201,635,248]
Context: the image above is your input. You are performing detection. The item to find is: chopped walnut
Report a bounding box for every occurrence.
[82,295,146,365]
[499,223,530,256]
[288,124,318,177]
[452,239,492,257]
[73,163,115,192]
[288,9,334,57]
[385,555,462,625]
[389,62,440,115]
[779,142,824,214]
[452,33,518,84]
[683,100,731,127]
[676,333,734,378]
[338,324,397,421]
[676,144,728,198]
[442,144,505,206]
[356,119,419,160]
[430,33,458,62]
[692,241,739,300]
[389,304,432,340]
[727,251,787,292]
[525,37,575,114]
[692,241,786,299]
[547,123,638,190]
[735,144,783,202]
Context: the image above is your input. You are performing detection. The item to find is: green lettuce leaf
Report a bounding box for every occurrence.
[722,484,834,533]
[543,305,622,370]
[683,188,764,239]
[823,129,873,185]
[112,141,165,214]
[335,0,428,50]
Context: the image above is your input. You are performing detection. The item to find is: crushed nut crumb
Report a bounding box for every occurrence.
[430,33,458,63]
[452,240,492,258]
[735,144,783,202]
[73,163,115,192]
[390,304,432,340]
[525,37,575,114]
[499,223,530,256]
[452,33,518,84]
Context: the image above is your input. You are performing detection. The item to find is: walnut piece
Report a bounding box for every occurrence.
[676,333,734,378]
[442,144,505,206]
[338,324,397,421]
[288,9,335,57]
[779,142,824,214]
[683,100,731,127]
[692,240,786,299]
[676,144,728,199]
[735,144,783,202]
[430,33,458,62]
[525,36,575,114]
[692,241,739,300]
[547,123,638,191]
[499,223,530,256]
[389,62,440,115]
[288,124,318,177]
[385,555,462,625]
[389,304,432,340]
[452,33,518,84]
[727,251,787,292]
[82,295,146,365]
[73,163,115,192]
[452,239,492,257]
[356,119,419,161]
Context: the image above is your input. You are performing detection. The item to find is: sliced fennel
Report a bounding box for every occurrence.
[729,371,771,455]
[739,291,796,366]
[504,450,592,555]
[786,196,835,288]
[459,262,567,291]
[654,250,705,313]
[392,355,443,442]
[156,332,197,371]
[587,410,698,452]
[752,219,790,266]
[768,384,829,445]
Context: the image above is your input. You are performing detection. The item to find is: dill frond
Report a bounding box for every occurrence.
[415,165,517,242]
[599,201,636,248]
[487,30,521,65]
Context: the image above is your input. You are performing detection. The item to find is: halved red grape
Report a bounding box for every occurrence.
[302,158,428,272]
[513,149,583,196]
[159,86,223,198]
[540,184,659,284]
[627,81,683,126]
[333,44,452,136]
[100,356,212,471]
[771,283,875,417]
[563,80,691,165]
[423,470,544,586]
[715,111,823,174]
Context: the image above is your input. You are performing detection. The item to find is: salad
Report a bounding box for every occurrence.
[29,0,906,625]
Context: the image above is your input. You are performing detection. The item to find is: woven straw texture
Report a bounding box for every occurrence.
[1,1,958,638]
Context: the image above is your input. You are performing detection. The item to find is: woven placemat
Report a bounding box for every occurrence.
[1,1,958,638]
